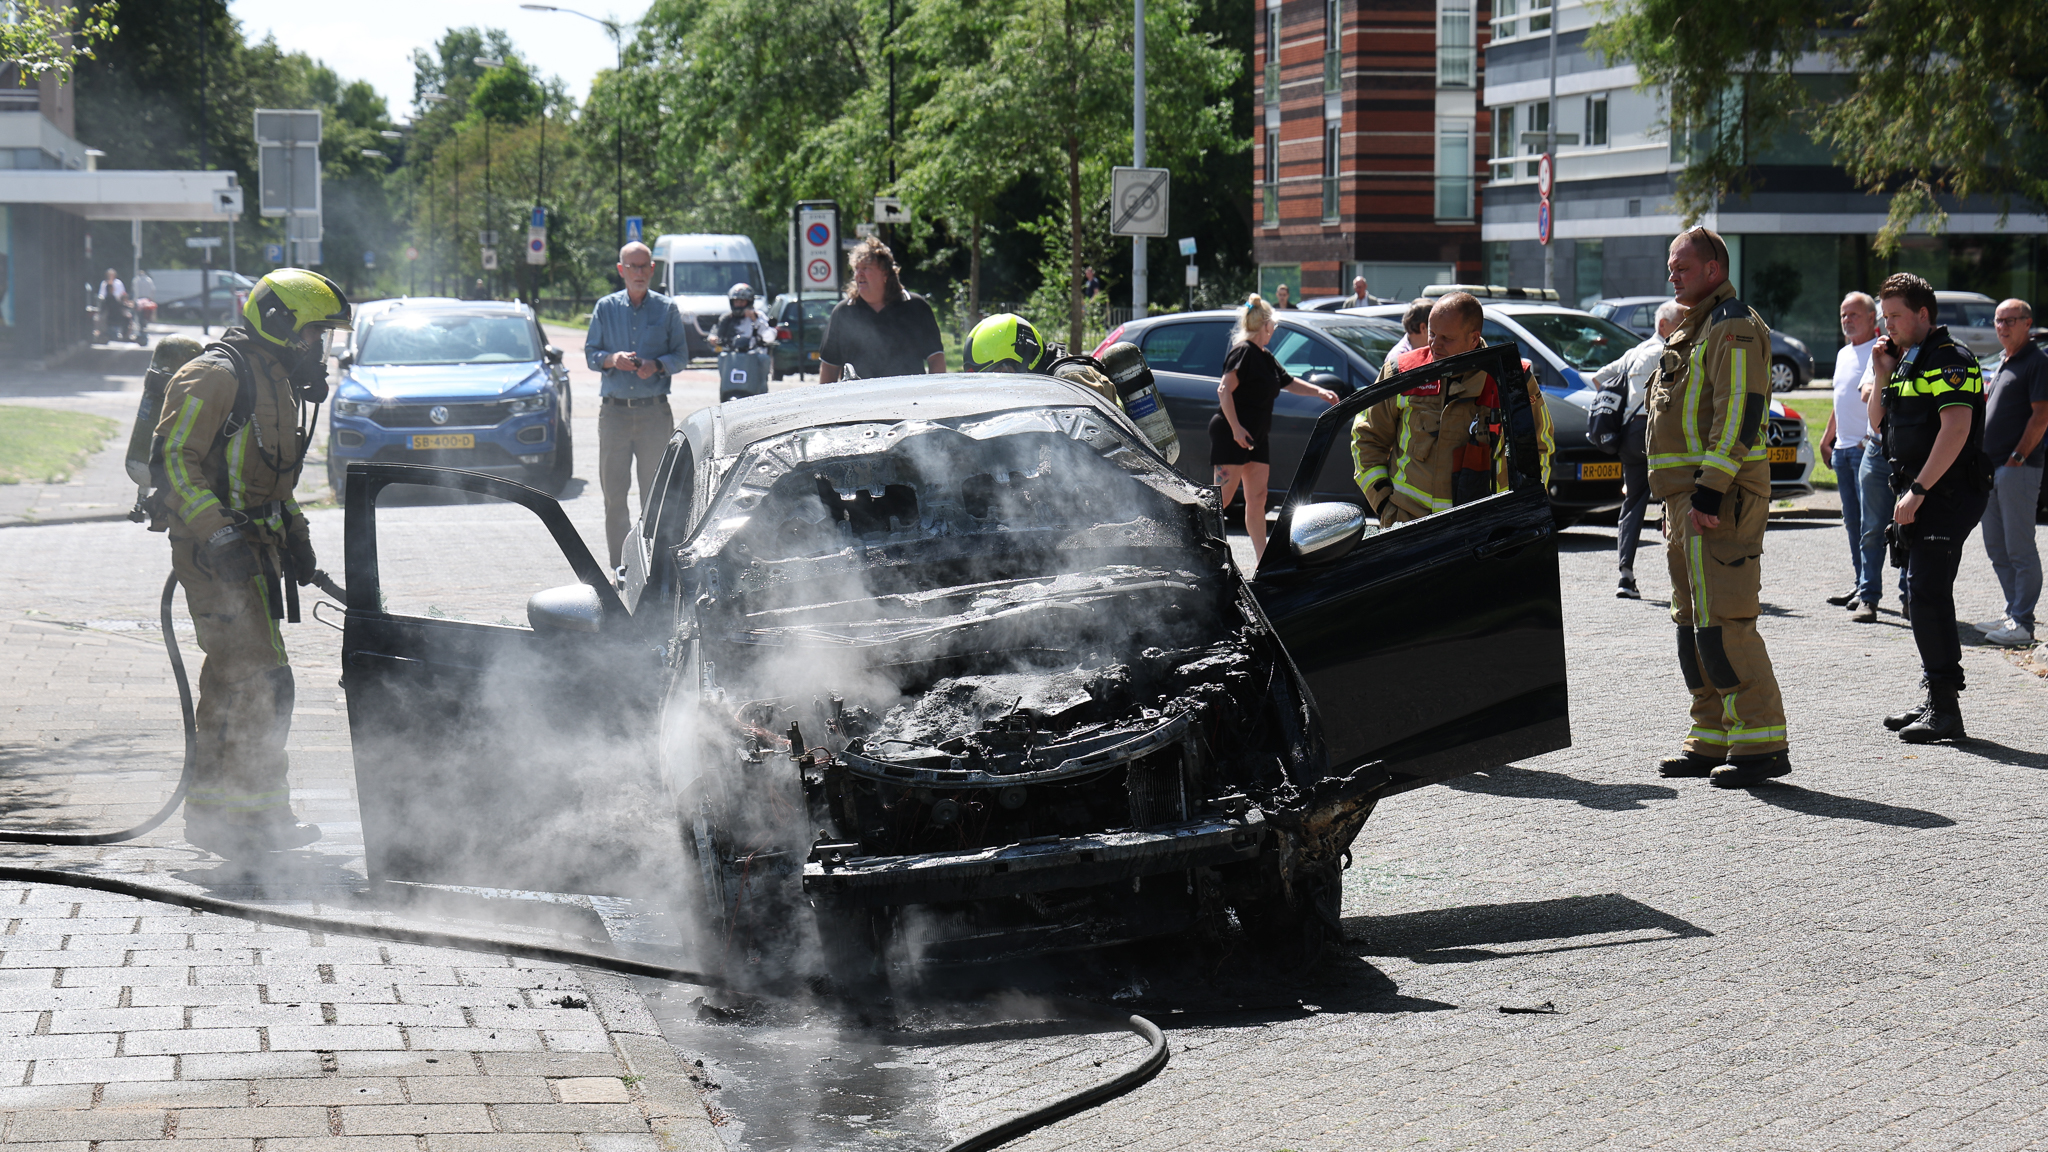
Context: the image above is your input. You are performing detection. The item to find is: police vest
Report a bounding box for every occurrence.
[1882,326,1990,496]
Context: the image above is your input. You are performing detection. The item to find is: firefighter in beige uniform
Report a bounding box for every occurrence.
[155,268,352,857]
[1648,228,1790,788]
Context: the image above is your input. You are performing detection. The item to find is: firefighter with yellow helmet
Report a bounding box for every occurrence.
[154,268,351,858]
[964,313,1181,460]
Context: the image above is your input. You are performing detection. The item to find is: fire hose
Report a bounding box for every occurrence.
[0,572,1169,1151]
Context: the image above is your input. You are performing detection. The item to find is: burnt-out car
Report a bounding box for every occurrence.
[337,344,1569,969]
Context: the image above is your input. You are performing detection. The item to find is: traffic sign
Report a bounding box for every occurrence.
[405,246,419,262]
[1537,197,1553,246]
[255,109,322,218]
[363,250,375,268]
[531,206,546,229]
[476,230,499,246]
[213,188,243,216]
[873,196,909,224]
[1109,166,1170,237]
[527,227,547,265]
[797,205,838,294]
[265,243,284,263]
[480,247,499,271]
[184,237,223,249]
[625,216,643,243]
[1177,237,1198,257]
[1537,153,1554,198]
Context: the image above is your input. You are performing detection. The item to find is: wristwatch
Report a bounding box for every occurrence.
[1909,481,1930,497]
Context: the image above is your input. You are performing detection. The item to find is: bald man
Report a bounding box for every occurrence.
[585,241,692,573]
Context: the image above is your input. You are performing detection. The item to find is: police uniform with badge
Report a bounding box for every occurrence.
[1874,308,1990,743]
[1646,260,1789,787]
[152,268,352,859]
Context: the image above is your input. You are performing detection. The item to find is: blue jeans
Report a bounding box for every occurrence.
[1832,445,1866,592]
[1856,446,1893,605]
[1980,462,2044,632]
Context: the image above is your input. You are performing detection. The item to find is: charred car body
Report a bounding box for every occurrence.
[338,345,1570,968]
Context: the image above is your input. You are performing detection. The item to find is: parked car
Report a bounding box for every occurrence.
[1591,295,1815,392]
[144,268,258,325]
[650,233,765,359]
[765,293,833,380]
[1933,290,2002,361]
[335,351,1570,970]
[327,299,573,499]
[1094,309,1398,511]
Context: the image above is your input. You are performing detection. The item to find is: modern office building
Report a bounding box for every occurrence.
[1253,0,1493,303]
[1481,0,2048,364]
[0,63,236,363]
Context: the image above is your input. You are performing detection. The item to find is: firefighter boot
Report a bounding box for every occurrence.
[185,807,321,860]
[1899,684,1966,744]
[1709,749,1792,788]
[1658,751,1720,777]
[1883,682,1932,731]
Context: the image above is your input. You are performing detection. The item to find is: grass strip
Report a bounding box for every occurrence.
[0,405,122,485]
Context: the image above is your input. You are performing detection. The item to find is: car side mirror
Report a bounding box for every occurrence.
[336,351,354,371]
[1289,501,1367,564]
[1308,371,1351,399]
[527,583,603,633]
[543,345,564,365]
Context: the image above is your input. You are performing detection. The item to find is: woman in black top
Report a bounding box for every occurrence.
[1210,293,1339,560]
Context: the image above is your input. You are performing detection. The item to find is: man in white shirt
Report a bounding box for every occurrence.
[1816,292,1883,620]
[1595,299,1685,598]
[1384,298,1430,362]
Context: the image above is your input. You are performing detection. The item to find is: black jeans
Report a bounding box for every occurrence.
[1618,416,1650,574]
[1902,487,1990,689]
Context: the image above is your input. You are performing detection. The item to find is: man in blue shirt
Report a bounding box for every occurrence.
[585,241,691,571]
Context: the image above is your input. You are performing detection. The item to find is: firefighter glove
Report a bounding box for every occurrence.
[286,527,318,586]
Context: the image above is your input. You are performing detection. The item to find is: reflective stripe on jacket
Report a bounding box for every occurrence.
[1351,344,1554,522]
[154,336,310,547]
[1881,325,1985,494]
[1645,281,1773,499]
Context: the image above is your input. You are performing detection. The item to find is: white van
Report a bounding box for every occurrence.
[649,234,765,356]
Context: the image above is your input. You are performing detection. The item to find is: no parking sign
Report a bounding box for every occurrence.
[798,206,838,295]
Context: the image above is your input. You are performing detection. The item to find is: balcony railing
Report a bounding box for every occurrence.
[1435,177,1473,221]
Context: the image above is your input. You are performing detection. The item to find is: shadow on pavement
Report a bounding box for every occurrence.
[1343,892,1710,965]
[1947,737,2048,771]
[1442,764,1678,811]
[1744,781,1955,828]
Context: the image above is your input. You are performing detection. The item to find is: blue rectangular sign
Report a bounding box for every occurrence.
[625,216,644,242]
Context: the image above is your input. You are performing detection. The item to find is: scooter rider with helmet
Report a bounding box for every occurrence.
[711,282,775,352]
[154,268,351,859]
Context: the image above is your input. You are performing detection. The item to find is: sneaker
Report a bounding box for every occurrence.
[1616,574,1641,599]
[1973,617,2014,633]
[1984,622,2035,647]
[1851,603,1878,623]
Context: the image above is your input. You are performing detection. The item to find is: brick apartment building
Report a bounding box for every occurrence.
[1253,0,1492,303]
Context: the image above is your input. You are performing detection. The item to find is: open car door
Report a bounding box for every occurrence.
[1251,343,1570,797]
[339,463,673,896]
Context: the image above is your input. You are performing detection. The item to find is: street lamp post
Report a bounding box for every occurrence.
[521,4,626,248]
[422,92,451,295]
[474,56,504,299]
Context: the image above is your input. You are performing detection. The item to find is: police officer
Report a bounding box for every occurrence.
[1649,227,1789,788]
[1352,291,1553,527]
[1866,273,1991,742]
[155,268,351,858]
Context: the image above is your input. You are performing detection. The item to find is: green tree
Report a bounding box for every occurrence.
[1593,0,2048,251]
[1,0,116,81]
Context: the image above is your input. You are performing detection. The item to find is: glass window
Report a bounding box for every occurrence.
[1525,102,1549,177]
[1436,119,1473,220]
[1508,311,1643,373]
[1946,300,1998,328]
[1318,322,1404,371]
[1492,105,1516,180]
[1140,321,1235,376]
[1437,1,1473,87]
[1584,94,1609,147]
[668,261,764,295]
[1494,0,1518,38]
[358,314,542,366]
[1485,241,1512,287]
[1323,122,1341,222]
[1269,328,1346,379]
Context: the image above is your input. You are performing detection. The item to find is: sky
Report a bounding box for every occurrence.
[228,0,628,121]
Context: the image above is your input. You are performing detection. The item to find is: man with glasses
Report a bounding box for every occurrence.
[586,241,691,574]
[1974,298,2048,648]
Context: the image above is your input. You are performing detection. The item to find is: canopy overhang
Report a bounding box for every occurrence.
[0,169,241,222]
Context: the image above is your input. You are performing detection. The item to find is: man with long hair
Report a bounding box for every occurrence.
[817,237,945,383]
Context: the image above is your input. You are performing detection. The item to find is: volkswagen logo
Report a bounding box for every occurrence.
[428,405,450,425]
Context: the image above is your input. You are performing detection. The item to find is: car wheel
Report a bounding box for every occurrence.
[1770,357,1799,393]
[546,429,574,494]
[327,455,348,507]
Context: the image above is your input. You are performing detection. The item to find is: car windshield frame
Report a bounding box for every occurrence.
[1507,310,1644,372]
[662,260,763,296]
[355,312,543,367]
